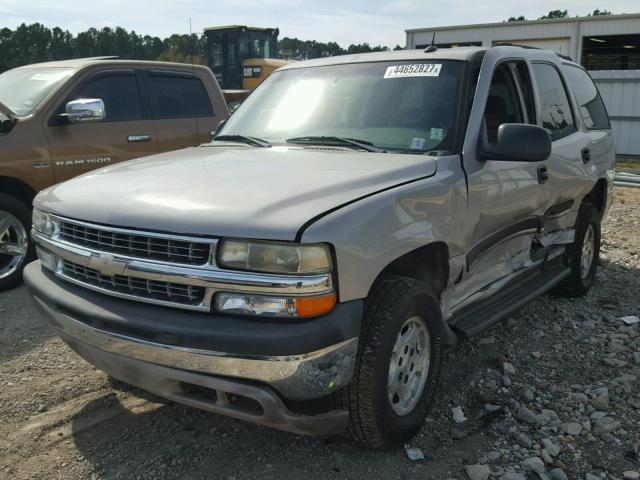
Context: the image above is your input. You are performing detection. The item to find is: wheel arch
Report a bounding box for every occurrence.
[369,241,450,299]
[0,176,37,209]
[582,178,607,216]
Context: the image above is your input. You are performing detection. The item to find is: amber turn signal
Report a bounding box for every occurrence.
[294,293,337,318]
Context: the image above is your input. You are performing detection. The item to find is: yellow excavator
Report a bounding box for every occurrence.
[204,26,290,106]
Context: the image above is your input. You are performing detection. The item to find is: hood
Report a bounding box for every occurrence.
[36,145,437,240]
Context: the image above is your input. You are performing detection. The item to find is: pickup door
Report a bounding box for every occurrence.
[46,69,158,183]
[144,69,221,149]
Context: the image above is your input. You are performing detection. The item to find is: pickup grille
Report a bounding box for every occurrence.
[60,260,205,306]
[58,219,211,266]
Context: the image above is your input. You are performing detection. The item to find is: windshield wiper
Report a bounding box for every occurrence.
[213,134,271,148]
[286,136,386,153]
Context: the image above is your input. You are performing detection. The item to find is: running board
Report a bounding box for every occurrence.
[448,257,570,337]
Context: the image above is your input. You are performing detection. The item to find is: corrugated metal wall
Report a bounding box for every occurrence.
[590,70,640,157]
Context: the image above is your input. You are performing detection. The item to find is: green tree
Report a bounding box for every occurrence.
[589,9,612,16]
[539,9,569,19]
[507,16,527,22]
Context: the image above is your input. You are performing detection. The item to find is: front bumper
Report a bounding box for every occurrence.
[25,262,362,434]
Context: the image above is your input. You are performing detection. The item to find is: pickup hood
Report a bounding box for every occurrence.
[36,145,437,240]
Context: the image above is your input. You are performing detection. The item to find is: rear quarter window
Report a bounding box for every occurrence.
[562,65,610,130]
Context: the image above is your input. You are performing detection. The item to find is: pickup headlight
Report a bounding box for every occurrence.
[217,240,332,275]
[32,208,55,237]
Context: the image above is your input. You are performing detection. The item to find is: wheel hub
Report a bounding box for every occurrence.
[580,224,595,280]
[387,316,430,416]
[0,210,28,280]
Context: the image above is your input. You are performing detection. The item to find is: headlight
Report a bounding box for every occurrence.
[32,208,55,237]
[217,240,332,275]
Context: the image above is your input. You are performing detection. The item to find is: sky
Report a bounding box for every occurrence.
[2,0,640,48]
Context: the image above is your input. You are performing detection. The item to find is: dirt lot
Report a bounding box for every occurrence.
[1,188,639,480]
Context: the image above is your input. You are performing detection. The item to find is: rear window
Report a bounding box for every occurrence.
[147,73,214,119]
[562,65,610,130]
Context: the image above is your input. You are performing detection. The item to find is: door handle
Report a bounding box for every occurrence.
[581,147,591,164]
[128,134,152,142]
[537,165,549,184]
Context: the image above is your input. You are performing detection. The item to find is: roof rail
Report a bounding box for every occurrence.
[78,56,120,61]
[492,43,573,62]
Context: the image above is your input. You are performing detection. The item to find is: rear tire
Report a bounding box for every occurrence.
[0,194,34,292]
[334,275,444,449]
[553,203,601,297]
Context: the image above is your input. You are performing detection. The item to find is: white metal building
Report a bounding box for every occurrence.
[405,14,640,156]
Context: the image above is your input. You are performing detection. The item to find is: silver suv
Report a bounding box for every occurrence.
[25,45,615,449]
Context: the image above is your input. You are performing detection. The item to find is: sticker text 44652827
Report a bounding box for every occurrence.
[383,64,442,79]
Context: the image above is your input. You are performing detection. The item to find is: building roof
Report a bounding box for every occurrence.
[405,12,640,33]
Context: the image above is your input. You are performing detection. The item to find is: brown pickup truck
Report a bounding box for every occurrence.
[0,57,228,290]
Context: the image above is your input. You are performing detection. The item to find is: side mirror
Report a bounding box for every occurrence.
[478,123,551,162]
[63,98,105,124]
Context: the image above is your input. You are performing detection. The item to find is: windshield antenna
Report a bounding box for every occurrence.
[424,32,438,53]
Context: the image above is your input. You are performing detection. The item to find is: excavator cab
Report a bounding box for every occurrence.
[205,25,289,105]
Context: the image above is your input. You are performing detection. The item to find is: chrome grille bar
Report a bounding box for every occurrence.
[60,259,206,306]
[56,217,213,266]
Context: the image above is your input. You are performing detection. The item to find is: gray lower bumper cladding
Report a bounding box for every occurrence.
[63,334,349,436]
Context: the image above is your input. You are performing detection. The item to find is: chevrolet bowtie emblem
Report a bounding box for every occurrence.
[88,253,127,277]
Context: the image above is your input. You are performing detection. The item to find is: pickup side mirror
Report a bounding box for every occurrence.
[63,98,105,124]
[478,123,551,162]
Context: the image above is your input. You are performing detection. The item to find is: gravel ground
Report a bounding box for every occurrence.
[1,188,639,480]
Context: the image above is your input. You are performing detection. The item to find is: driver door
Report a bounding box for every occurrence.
[46,69,158,183]
[456,57,550,308]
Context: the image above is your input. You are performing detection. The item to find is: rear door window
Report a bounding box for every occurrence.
[562,65,610,130]
[531,63,576,140]
[147,72,214,119]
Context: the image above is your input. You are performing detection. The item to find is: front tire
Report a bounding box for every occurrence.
[0,194,34,292]
[553,203,601,297]
[335,276,443,449]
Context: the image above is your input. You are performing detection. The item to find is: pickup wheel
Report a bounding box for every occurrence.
[0,194,34,292]
[334,275,443,449]
[553,203,601,297]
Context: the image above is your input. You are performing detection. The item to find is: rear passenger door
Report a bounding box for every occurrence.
[144,70,217,152]
[530,62,595,233]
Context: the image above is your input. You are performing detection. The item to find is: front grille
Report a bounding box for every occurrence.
[57,220,211,265]
[61,260,205,306]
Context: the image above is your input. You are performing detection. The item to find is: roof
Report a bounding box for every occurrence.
[278,47,485,70]
[203,25,277,33]
[13,57,210,71]
[406,11,640,33]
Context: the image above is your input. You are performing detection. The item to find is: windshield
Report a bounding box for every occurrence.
[0,67,74,116]
[219,60,464,153]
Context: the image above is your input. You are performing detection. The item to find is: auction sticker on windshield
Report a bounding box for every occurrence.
[384,64,442,79]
